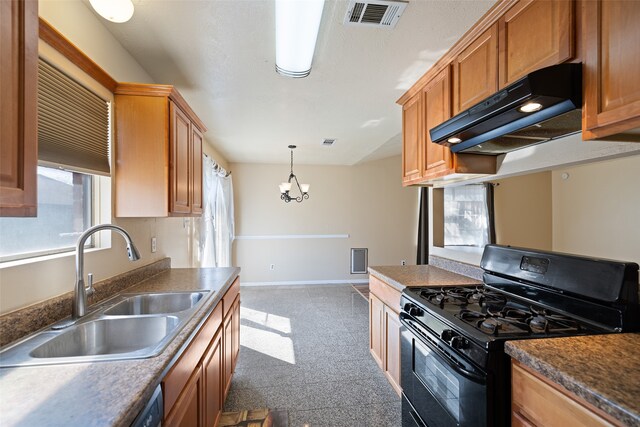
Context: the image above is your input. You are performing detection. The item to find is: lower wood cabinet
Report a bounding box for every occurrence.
[165,365,204,427]
[511,360,620,427]
[163,277,240,427]
[369,293,384,368]
[203,329,223,427]
[369,275,402,396]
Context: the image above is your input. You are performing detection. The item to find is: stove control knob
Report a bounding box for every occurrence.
[441,329,455,342]
[406,304,423,317]
[450,336,468,349]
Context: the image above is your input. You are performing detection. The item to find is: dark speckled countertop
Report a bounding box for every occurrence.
[0,267,240,427]
[369,265,481,292]
[506,334,640,426]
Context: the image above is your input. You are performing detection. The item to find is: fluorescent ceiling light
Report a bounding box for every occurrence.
[275,0,325,78]
[90,0,134,23]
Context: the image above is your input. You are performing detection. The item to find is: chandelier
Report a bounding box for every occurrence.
[279,145,310,203]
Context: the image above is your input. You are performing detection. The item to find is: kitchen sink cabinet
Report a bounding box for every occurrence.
[163,278,240,427]
[402,92,423,186]
[114,83,207,217]
[498,0,574,88]
[0,0,38,217]
[583,0,640,140]
[452,24,498,115]
[165,364,204,427]
[203,328,223,427]
[511,360,621,427]
[223,280,240,397]
[369,275,402,396]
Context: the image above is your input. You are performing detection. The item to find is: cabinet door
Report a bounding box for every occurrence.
[499,0,574,88]
[231,296,241,371]
[0,0,38,217]
[203,330,223,427]
[384,305,402,396]
[170,102,192,214]
[369,293,384,369]
[453,24,498,114]
[402,92,422,185]
[191,125,203,215]
[223,312,233,397]
[165,365,204,427]
[422,67,453,180]
[583,0,640,139]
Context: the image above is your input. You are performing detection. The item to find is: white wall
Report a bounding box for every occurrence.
[494,172,552,251]
[552,155,640,265]
[232,156,419,284]
[0,1,226,314]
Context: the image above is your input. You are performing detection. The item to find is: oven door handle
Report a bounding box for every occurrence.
[400,313,486,385]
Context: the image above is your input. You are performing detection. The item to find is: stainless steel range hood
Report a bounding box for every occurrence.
[430,63,582,155]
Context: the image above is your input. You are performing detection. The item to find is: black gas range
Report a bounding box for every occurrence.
[399,245,639,427]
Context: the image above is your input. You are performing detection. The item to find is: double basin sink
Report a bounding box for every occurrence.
[0,291,209,367]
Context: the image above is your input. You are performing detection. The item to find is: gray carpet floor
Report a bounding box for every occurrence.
[223,284,402,426]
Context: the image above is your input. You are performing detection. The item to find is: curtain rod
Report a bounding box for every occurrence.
[204,153,231,177]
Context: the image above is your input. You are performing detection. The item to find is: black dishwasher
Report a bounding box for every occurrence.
[131,385,163,427]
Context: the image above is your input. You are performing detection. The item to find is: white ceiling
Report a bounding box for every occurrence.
[96,0,495,165]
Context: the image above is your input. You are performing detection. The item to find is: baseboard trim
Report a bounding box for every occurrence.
[241,279,369,287]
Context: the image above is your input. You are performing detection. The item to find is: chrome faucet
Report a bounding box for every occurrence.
[72,224,141,319]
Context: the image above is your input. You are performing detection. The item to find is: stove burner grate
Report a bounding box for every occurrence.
[456,305,582,336]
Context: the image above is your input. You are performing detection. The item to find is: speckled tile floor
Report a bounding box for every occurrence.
[223,284,402,427]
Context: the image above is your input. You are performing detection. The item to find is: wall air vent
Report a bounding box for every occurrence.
[344,0,408,28]
[322,139,336,146]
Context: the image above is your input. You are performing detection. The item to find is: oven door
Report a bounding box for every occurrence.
[400,314,487,427]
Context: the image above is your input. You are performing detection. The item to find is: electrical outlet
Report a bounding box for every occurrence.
[401,260,406,266]
[151,237,157,253]
[270,264,275,271]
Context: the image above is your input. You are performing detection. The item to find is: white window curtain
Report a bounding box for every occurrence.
[195,156,234,267]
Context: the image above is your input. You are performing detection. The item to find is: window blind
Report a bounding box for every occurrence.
[37,59,111,175]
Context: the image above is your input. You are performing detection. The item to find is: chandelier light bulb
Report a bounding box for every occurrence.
[300,184,310,193]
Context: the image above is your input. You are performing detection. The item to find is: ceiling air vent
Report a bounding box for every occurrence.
[344,0,408,28]
[322,139,336,146]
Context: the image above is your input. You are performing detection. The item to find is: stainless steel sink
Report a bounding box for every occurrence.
[0,290,210,367]
[103,292,206,316]
[30,316,180,358]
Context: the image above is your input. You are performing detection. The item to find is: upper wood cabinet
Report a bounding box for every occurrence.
[399,66,497,186]
[402,92,423,185]
[114,84,207,217]
[422,67,453,180]
[0,0,38,217]
[498,0,574,88]
[453,24,498,115]
[583,0,640,140]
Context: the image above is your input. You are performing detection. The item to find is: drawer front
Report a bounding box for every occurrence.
[511,361,616,427]
[369,275,401,314]
[223,277,240,317]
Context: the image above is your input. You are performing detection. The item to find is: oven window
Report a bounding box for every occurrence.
[414,339,461,421]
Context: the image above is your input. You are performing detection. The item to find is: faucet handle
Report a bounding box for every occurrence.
[86,273,95,297]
